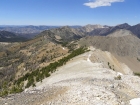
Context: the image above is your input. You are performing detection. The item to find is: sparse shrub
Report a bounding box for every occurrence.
[115,75,121,80]
[108,62,110,66]
[32,83,36,87]
[109,66,112,69]
[108,62,111,69]
[134,73,140,77]
[36,76,40,82]
[41,56,46,63]
[0,90,8,96]
[137,58,140,62]
[108,62,115,70]
[10,86,23,94]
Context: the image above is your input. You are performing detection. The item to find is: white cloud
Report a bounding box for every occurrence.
[84,0,124,8]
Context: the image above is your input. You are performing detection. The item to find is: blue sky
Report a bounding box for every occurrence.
[0,0,139,26]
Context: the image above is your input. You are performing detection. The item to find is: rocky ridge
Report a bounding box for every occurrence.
[1,47,140,105]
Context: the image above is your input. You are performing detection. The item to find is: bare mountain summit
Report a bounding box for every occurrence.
[107,29,134,37]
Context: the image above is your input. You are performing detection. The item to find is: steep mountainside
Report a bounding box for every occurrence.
[39,26,84,42]
[129,24,140,38]
[0,25,84,92]
[79,29,140,73]
[0,25,87,96]
[0,32,70,80]
[0,31,27,42]
[88,23,131,36]
[79,29,140,57]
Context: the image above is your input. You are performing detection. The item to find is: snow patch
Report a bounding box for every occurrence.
[117,72,123,76]
[130,98,140,105]
[87,54,91,62]
[62,47,65,50]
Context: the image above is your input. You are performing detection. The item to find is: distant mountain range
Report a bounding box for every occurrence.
[87,23,140,38]
[0,25,82,39]
[1,23,140,43]
[0,25,59,34]
[0,26,60,39]
[0,23,140,39]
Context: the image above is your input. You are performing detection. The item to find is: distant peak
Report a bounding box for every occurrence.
[122,23,130,25]
[85,24,103,27]
[61,26,70,28]
[61,26,71,29]
[114,23,131,29]
[117,23,131,27]
[107,29,134,37]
